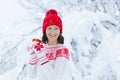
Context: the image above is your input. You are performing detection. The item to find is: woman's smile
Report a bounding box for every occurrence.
[49,34,57,37]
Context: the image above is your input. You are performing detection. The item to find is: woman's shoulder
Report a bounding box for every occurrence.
[54,44,69,52]
[59,44,69,49]
[57,44,70,60]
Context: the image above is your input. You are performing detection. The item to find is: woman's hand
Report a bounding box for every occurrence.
[28,38,44,65]
[28,38,44,54]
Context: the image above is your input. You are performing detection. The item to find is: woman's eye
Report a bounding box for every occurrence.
[55,27,59,30]
[48,27,52,30]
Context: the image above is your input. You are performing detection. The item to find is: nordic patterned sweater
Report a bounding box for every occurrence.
[27,40,70,80]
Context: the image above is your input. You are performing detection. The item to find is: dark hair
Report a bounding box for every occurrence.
[42,32,64,44]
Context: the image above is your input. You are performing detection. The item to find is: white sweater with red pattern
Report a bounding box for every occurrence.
[27,42,70,80]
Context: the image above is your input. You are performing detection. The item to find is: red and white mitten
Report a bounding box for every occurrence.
[28,38,44,65]
[31,38,50,66]
[32,38,44,53]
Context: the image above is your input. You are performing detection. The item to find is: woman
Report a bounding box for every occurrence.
[27,9,70,80]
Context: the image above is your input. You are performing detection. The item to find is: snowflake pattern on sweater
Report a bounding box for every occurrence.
[45,44,69,60]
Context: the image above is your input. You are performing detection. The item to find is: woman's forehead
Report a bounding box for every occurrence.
[47,25,59,28]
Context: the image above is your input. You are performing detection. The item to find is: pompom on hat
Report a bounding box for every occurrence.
[42,9,62,33]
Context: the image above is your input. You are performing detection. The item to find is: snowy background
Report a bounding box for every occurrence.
[0,0,120,80]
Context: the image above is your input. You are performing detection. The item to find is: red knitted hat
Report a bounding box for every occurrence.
[42,9,62,33]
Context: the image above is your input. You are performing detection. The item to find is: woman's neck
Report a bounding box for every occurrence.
[48,41,58,45]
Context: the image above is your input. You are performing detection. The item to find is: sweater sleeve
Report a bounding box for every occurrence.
[28,63,36,79]
[28,53,38,79]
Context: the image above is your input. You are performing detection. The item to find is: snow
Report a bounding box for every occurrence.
[0,0,120,80]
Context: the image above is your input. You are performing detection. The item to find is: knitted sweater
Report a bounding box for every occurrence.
[27,41,70,80]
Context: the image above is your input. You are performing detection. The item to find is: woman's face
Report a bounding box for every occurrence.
[46,25,60,44]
